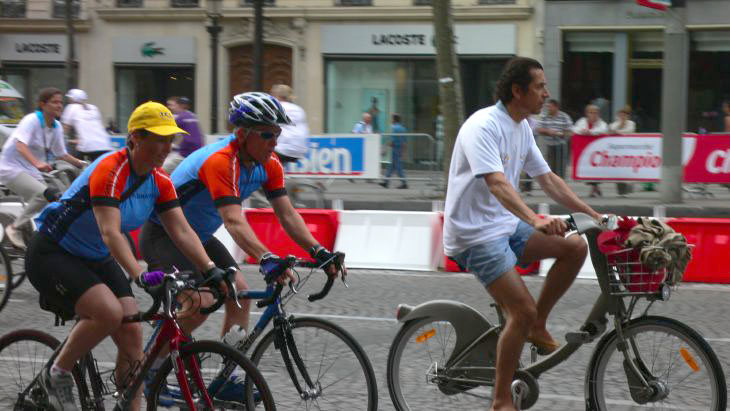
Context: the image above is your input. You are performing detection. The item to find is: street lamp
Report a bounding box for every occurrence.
[206,0,223,133]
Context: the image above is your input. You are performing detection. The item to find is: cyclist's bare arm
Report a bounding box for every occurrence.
[93,205,145,281]
[158,207,215,272]
[218,203,268,261]
[15,141,51,171]
[269,195,320,251]
[535,172,602,221]
[483,171,566,236]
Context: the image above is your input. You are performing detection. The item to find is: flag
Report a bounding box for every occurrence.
[636,0,671,10]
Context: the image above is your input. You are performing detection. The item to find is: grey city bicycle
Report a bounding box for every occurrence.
[387,212,726,410]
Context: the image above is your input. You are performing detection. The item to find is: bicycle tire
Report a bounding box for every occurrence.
[586,315,727,411]
[0,211,27,289]
[387,316,495,411]
[0,329,89,409]
[0,245,11,312]
[145,339,275,410]
[247,317,378,411]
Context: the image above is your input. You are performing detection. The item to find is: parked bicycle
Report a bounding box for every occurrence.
[209,253,378,410]
[387,212,726,410]
[0,268,276,410]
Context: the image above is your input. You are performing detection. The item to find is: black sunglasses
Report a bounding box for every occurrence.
[246,128,280,140]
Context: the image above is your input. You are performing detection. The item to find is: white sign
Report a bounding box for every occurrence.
[112,37,196,64]
[0,34,68,62]
[321,24,516,55]
[286,134,381,179]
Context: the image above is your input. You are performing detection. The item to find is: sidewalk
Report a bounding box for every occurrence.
[293,170,730,218]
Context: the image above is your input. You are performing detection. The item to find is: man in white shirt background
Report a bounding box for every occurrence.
[270,84,310,163]
[61,89,113,162]
[443,57,602,411]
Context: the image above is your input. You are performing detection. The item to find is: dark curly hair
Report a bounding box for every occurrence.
[495,57,544,104]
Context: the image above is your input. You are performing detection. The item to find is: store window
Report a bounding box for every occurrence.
[2,65,66,112]
[115,66,194,132]
[688,31,730,133]
[561,32,614,124]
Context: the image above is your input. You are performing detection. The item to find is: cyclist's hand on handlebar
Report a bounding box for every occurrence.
[533,216,567,236]
[260,252,296,285]
[134,270,165,297]
[35,162,53,172]
[309,245,341,278]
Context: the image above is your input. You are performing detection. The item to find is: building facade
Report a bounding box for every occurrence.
[1,0,543,138]
[545,0,730,133]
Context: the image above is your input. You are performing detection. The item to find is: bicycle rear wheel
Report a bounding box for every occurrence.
[146,339,275,410]
[587,316,726,410]
[387,317,496,410]
[0,329,87,409]
[247,317,378,411]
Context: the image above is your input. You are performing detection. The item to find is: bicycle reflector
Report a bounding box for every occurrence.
[680,347,701,373]
[416,329,436,344]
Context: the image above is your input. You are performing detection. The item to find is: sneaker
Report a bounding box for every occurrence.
[143,372,180,408]
[5,224,26,250]
[397,183,408,189]
[40,367,79,411]
[378,182,388,188]
[208,375,260,404]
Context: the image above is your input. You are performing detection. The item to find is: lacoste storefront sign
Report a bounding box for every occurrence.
[0,34,68,61]
[113,37,195,64]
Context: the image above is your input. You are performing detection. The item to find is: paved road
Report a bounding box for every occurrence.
[1,265,728,410]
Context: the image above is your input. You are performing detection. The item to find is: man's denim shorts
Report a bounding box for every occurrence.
[453,221,535,287]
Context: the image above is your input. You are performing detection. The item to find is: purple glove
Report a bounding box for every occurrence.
[135,271,165,288]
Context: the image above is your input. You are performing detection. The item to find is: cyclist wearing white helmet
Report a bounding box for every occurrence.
[138,91,342,402]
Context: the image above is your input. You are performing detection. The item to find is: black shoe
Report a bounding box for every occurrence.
[397,183,408,189]
[379,182,388,188]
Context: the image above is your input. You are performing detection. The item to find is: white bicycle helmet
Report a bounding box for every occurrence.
[229,92,293,128]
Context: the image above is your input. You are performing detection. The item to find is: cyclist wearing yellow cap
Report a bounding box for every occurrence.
[25,101,227,411]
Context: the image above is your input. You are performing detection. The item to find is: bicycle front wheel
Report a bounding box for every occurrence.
[0,329,87,409]
[248,317,378,410]
[146,339,275,410]
[587,316,727,411]
[0,245,11,312]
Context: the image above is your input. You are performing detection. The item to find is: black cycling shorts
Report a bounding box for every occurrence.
[139,221,238,275]
[26,232,133,317]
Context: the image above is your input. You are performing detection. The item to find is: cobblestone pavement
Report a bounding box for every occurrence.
[1,266,729,410]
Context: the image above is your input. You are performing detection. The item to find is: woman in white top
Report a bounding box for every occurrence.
[572,104,609,197]
[61,88,113,161]
[609,105,637,134]
[0,87,85,249]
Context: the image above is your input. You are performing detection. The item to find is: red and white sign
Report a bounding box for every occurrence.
[571,134,730,183]
[636,0,670,11]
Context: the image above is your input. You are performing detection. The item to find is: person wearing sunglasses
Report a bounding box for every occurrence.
[138,91,343,402]
[25,101,225,411]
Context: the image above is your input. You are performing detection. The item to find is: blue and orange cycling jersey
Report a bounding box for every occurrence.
[36,148,179,260]
[150,134,286,243]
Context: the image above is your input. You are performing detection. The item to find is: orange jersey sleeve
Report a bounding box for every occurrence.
[152,168,180,212]
[89,151,130,207]
[198,151,242,207]
[263,156,287,199]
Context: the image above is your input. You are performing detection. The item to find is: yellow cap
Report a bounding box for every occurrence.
[127,101,188,136]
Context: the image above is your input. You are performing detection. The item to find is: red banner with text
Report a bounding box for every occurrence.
[571,134,730,183]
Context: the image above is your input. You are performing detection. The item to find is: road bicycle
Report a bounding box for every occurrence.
[0,268,276,410]
[387,212,726,410]
[187,253,378,410]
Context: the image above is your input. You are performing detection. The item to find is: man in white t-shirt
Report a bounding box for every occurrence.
[270,84,310,162]
[61,89,113,161]
[443,57,602,411]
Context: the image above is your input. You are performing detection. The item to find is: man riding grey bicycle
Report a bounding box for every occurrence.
[443,57,602,411]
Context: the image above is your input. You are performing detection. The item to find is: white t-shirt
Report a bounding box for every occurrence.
[0,111,68,183]
[61,103,112,152]
[276,101,310,158]
[443,102,550,256]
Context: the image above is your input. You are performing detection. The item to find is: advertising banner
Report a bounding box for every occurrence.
[284,134,381,179]
[571,134,730,183]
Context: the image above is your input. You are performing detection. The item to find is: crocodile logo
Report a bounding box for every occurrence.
[141,42,164,58]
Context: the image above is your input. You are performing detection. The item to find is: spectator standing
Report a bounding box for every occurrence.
[609,106,637,195]
[163,96,203,173]
[572,104,608,197]
[352,112,373,134]
[535,99,572,179]
[61,89,113,162]
[270,84,310,163]
[379,113,408,189]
